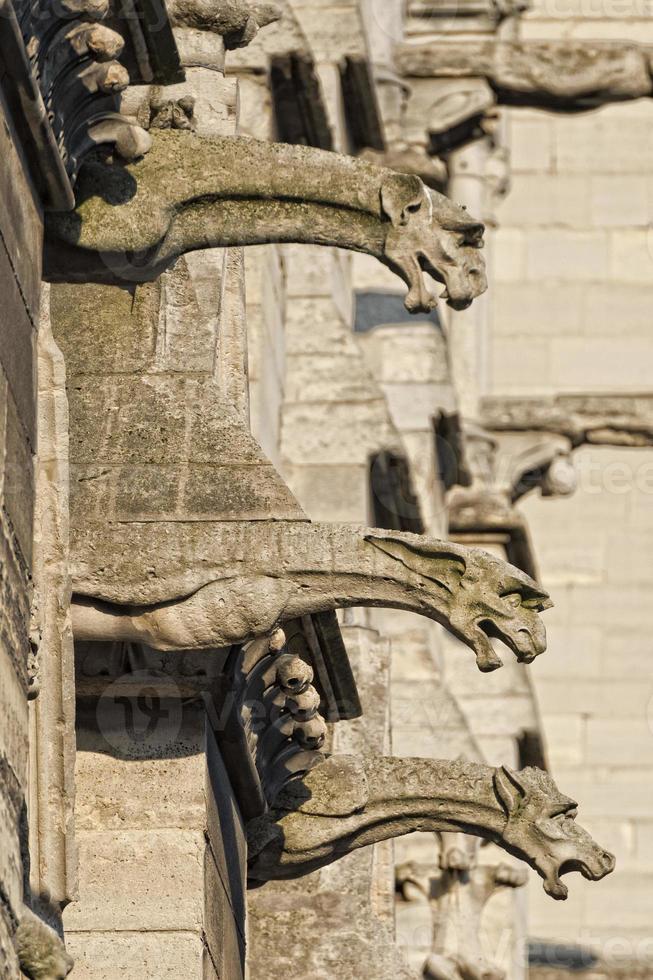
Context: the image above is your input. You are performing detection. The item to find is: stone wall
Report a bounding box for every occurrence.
[0,92,43,977]
[492,0,653,959]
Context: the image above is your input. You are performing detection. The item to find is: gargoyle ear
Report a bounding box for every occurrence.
[494,766,528,816]
[380,174,426,228]
[365,534,466,594]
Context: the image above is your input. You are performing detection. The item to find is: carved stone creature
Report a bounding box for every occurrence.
[399,40,653,110]
[397,834,528,980]
[166,0,282,48]
[246,757,615,898]
[14,907,74,980]
[44,131,487,314]
[71,524,550,673]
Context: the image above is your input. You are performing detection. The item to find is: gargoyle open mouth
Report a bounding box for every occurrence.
[473,619,547,672]
[543,854,615,901]
[419,255,480,312]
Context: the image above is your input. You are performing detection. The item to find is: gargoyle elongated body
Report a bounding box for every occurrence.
[71,524,551,672]
[44,131,487,314]
[246,756,615,900]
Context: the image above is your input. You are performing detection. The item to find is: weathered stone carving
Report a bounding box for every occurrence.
[167,0,281,48]
[399,40,653,110]
[12,0,153,183]
[246,756,615,896]
[397,834,528,980]
[482,394,653,449]
[70,524,550,673]
[14,906,74,980]
[44,131,487,314]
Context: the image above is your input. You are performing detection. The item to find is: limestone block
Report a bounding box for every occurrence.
[284,245,352,323]
[540,714,586,768]
[493,282,584,338]
[4,388,35,565]
[360,325,450,385]
[585,718,653,768]
[285,464,369,522]
[550,337,653,389]
[284,352,382,404]
[64,931,205,979]
[0,626,30,784]
[532,625,603,678]
[281,402,397,465]
[609,228,653,282]
[285,299,357,356]
[50,283,159,376]
[64,829,205,932]
[589,175,652,227]
[0,245,37,443]
[498,175,590,228]
[526,230,609,282]
[493,229,527,282]
[510,115,555,174]
[582,283,653,336]
[0,781,24,916]
[554,107,653,174]
[490,338,552,394]
[0,105,43,317]
[552,767,653,820]
[74,703,205,831]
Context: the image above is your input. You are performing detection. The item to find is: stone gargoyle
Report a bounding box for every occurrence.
[43,131,487,314]
[14,906,74,980]
[246,756,615,900]
[71,525,551,673]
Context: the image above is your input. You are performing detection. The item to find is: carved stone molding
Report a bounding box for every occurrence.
[166,0,281,49]
[482,394,653,449]
[397,833,528,980]
[10,0,164,188]
[246,756,615,897]
[398,40,653,111]
[44,131,487,315]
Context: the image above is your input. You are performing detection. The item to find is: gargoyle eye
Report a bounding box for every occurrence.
[503,592,522,609]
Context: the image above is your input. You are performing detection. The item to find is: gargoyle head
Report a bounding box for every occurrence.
[494,766,615,900]
[380,174,487,315]
[366,534,551,672]
[452,549,552,672]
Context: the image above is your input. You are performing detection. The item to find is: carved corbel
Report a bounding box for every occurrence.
[398,40,653,112]
[482,394,653,449]
[12,0,155,186]
[166,0,282,49]
[444,417,577,559]
[398,833,527,980]
[44,131,487,314]
[246,755,615,899]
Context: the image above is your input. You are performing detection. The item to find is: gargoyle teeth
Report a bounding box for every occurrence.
[440,287,449,300]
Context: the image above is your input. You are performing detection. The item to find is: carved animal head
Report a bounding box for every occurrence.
[380,174,487,314]
[493,766,615,900]
[367,534,551,672]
